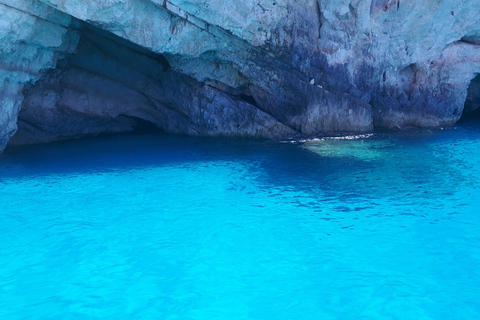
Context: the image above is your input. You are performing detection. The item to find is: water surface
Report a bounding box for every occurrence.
[1,124,479,319]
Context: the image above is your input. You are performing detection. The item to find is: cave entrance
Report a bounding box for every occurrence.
[459,74,480,122]
[128,117,164,134]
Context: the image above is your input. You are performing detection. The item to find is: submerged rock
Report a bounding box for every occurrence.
[1,0,480,150]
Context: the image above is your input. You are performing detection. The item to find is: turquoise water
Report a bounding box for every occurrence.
[0,124,479,319]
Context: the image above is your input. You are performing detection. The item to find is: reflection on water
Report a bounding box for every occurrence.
[0,125,479,319]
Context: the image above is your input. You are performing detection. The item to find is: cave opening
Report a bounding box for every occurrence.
[129,117,164,134]
[459,74,480,123]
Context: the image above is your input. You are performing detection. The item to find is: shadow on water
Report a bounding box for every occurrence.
[0,132,280,179]
[252,126,479,215]
[1,124,479,216]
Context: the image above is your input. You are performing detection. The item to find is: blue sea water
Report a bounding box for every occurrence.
[0,124,479,320]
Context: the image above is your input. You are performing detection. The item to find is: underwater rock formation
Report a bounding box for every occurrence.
[1,0,480,150]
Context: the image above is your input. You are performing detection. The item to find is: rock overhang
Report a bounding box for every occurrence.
[1,0,480,152]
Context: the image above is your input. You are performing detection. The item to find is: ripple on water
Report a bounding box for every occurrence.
[0,128,480,319]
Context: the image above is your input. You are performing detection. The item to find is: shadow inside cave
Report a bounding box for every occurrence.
[129,117,164,134]
[458,73,480,123]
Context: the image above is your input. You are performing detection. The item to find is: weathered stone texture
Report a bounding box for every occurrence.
[0,0,78,150]
[1,0,480,150]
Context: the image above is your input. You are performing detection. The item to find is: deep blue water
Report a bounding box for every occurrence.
[0,124,479,319]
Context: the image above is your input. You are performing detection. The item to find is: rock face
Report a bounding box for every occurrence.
[10,24,296,145]
[0,0,78,150]
[1,0,480,150]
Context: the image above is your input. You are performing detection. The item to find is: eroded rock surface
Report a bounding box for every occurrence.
[0,0,78,149]
[1,0,480,150]
[10,24,296,145]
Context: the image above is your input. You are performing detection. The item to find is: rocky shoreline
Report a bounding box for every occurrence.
[1,0,480,151]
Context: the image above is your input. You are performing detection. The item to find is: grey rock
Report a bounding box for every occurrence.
[9,24,296,145]
[0,0,78,150]
[1,0,480,151]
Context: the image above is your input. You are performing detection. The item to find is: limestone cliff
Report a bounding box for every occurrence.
[1,0,480,150]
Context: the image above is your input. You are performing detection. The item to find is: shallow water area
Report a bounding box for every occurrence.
[1,125,479,319]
